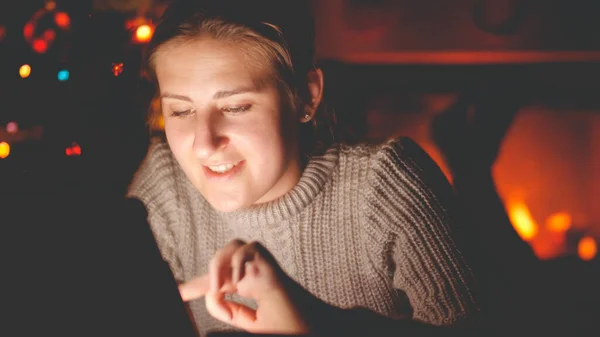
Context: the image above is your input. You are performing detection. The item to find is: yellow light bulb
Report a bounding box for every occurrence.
[19,64,32,78]
[0,142,10,159]
[135,25,153,43]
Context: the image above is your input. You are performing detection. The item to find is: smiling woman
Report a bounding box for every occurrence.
[153,35,312,212]
[128,1,480,336]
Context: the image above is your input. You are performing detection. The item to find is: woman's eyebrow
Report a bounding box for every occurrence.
[160,86,259,102]
[212,86,257,100]
[160,93,192,102]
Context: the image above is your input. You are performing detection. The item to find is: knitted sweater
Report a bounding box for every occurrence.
[128,137,479,336]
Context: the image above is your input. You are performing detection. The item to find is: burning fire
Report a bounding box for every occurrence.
[507,199,564,260]
[578,236,597,261]
[507,200,597,261]
[507,200,538,241]
[546,212,571,233]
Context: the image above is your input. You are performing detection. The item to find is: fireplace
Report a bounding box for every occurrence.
[324,62,600,262]
[494,106,599,260]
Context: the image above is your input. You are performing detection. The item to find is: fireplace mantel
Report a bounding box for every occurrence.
[337,51,600,65]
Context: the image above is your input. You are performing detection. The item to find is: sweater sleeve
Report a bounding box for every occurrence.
[364,137,479,326]
[127,142,185,283]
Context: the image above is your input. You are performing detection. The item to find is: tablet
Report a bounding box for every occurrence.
[3,192,197,336]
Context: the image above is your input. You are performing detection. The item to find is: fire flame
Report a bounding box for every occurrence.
[508,201,538,241]
[507,200,596,260]
[578,236,597,261]
[546,212,572,233]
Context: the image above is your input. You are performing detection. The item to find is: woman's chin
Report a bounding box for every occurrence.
[205,195,254,213]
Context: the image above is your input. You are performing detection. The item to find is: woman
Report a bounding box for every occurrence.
[128,0,479,335]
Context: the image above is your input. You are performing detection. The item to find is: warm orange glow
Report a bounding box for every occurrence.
[494,111,598,260]
[54,12,71,29]
[135,25,153,43]
[546,212,572,233]
[32,39,48,53]
[341,51,600,65]
[0,142,10,159]
[532,238,563,260]
[66,143,81,157]
[23,23,34,39]
[125,17,149,31]
[157,115,165,130]
[19,64,31,78]
[420,143,453,184]
[43,29,56,42]
[45,1,56,11]
[147,97,165,130]
[578,237,597,261]
[112,62,124,77]
[508,201,538,241]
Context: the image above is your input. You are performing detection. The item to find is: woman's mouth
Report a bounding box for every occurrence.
[207,163,237,174]
[203,160,245,180]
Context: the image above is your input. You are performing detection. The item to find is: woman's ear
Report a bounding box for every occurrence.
[301,68,324,122]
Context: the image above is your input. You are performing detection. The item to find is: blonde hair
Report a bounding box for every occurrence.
[143,0,336,160]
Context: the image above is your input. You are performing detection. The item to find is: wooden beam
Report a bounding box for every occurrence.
[338,51,600,65]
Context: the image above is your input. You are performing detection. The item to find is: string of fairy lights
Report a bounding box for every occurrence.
[10,1,154,80]
[0,0,161,160]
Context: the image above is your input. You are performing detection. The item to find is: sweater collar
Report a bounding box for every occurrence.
[217,145,340,225]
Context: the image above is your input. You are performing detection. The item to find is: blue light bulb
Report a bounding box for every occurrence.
[57,69,70,81]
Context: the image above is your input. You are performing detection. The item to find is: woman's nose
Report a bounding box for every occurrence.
[192,117,228,160]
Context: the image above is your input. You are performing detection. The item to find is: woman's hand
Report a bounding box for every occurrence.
[178,240,453,337]
[178,240,320,335]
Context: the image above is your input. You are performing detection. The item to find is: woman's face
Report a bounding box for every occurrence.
[154,37,302,212]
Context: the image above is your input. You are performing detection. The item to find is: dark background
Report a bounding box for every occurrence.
[1,1,600,336]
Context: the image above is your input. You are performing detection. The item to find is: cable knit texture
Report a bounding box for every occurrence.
[128,137,479,336]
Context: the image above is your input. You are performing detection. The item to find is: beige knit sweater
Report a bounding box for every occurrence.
[128,137,479,336]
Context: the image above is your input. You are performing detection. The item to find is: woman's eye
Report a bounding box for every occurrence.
[222,105,251,115]
[170,109,193,117]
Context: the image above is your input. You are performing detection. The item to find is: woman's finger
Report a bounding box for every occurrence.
[209,239,246,293]
[236,252,289,302]
[205,290,258,328]
[223,300,258,331]
[235,260,256,299]
[205,290,233,322]
[230,242,262,284]
[178,274,210,301]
